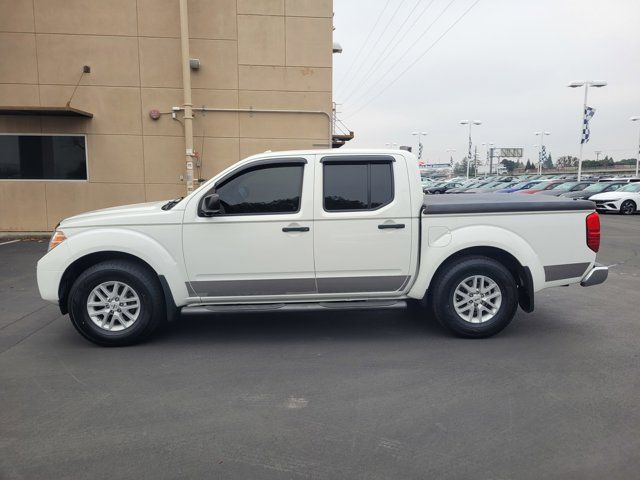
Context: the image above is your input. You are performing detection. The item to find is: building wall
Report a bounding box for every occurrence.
[0,0,333,231]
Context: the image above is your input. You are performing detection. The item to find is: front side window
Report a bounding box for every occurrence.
[323,160,394,211]
[0,134,87,180]
[215,163,304,215]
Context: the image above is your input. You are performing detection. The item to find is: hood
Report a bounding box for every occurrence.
[561,191,591,199]
[588,192,627,201]
[535,190,563,196]
[59,200,181,229]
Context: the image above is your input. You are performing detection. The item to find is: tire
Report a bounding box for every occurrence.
[619,200,636,215]
[430,255,519,338]
[67,260,166,346]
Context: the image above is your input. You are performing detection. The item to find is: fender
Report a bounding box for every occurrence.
[408,224,545,299]
[54,228,191,307]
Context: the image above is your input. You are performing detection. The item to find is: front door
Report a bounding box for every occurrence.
[182,156,315,301]
[313,154,413,296]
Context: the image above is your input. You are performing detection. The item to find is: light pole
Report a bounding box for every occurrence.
[446,149,456,171]
[481,142,494,175]
[534,131,551,174]
[568,81,607,180]
[460,120,481,179]
[631,117,640,177]
[412,131,427,160]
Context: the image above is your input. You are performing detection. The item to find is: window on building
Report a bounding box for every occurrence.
[0,135,87,180]
[323,160,394,211]
[215,163,304,215]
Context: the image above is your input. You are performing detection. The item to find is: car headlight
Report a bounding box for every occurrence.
[48,229,67,251]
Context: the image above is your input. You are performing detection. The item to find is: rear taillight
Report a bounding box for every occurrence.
[586,212,600,253]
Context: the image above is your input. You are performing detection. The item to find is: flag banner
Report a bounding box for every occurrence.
[581,106,596,144]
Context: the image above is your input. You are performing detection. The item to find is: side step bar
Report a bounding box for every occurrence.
[182,300,407,315]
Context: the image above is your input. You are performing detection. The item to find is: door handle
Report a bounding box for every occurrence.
[378,223,405,229]
[282,226,310,232]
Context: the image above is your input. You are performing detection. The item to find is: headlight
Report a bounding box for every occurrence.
[48,230,67,251]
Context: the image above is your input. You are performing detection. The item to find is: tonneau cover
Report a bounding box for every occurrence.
[423,193,594,214]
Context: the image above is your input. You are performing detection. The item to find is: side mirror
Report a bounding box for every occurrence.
[200,193,221,216]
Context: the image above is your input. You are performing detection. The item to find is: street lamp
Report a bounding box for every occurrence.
[568,80,607,180]
[631,117,640,177]
[460,120,481,179]
[481,142,494,175]
[412,131,427,159]
[534,131,551,174]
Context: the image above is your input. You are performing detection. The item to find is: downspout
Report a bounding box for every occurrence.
[178,0,195,193]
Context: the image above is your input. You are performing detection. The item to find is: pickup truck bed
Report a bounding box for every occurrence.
[423,193,594,214]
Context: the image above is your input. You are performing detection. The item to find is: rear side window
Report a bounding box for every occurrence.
[215,164,303,215]
[323,160,394,211]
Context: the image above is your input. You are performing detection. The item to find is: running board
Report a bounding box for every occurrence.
[182,300,407,315]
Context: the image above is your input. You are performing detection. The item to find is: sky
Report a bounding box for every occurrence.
[332,0,640,165]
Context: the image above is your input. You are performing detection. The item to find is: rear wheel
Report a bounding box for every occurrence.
[67,260,166,346]
[620,200,636,215]
[430,256,519,338]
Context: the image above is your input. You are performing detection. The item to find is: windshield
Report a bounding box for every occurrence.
[618,183,640,192]
[583,182,614,193]
[504,181,528,189]
[550,182,578,191]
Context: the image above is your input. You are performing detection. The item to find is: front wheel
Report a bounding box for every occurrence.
[67,260,166,346]
[619,200,636,215]
[430,256,519,338]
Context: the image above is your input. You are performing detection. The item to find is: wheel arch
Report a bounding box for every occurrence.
[58,251,179,321]
[428,246,534,313]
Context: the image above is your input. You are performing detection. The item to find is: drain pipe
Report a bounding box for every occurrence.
[178,0,195,193]
[171,106,333,148]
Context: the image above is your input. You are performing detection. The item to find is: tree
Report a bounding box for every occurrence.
[453,158,477,176]
[501,159,517,173]
[556,155,578,168]
[543,154,553,169]
[525,160,534,171]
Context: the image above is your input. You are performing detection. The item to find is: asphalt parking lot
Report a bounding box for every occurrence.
[1,215,639,479]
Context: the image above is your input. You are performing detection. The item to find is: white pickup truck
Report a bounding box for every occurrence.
[37,149,608,346]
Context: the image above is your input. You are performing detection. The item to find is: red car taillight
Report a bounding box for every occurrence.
[586,212,600,253]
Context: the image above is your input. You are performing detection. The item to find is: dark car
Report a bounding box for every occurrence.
[464,181,518,193]
[424,181,464,194]
[445,181,492,194]
[560,181,626,200]
[495,180,543,193]
[535,181,594,196]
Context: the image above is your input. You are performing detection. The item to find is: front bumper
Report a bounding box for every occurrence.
[580,263,608,287]
[594,200,620,212]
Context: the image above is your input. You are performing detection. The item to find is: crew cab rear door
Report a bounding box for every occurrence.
[312,154,413,296]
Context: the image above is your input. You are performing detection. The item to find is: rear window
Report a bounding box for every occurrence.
[323,160,394,211]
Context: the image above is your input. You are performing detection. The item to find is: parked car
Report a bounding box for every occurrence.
[535,181,594,196]
[518,180,566,194]
[445,181,492,194]
[464,181,518,193]
[37,149,607,345]
[589,182,640,215]
[560,182,626,200]
[495,180,544,193]
[424,181,464,194]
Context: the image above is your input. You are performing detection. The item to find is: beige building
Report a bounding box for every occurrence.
[0,0,338,232]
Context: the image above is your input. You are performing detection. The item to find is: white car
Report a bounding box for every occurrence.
[589,183,640,215]
[37,149,607,346]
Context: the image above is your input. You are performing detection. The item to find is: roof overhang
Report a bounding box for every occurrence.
[0,106,93,118]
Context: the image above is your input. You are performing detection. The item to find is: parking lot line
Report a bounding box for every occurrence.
[0,239,21,246]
